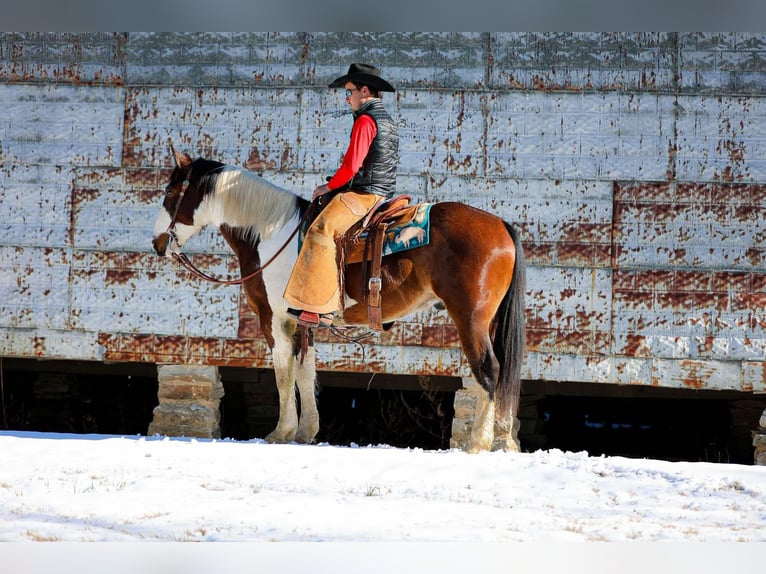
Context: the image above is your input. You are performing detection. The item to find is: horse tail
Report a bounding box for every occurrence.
[492,222,526,417]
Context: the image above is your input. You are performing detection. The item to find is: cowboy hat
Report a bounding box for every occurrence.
[328,63,395,92]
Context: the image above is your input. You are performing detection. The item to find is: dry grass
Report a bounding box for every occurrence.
[25,530,59,541]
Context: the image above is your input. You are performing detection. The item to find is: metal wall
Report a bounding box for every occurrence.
[1,32,765,392]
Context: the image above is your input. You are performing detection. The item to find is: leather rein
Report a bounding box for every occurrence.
[165,174,318,286]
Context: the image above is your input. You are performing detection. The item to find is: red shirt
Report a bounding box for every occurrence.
[327,114,377,191]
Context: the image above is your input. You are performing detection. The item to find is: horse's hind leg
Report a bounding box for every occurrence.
[493,412,520,452]
[473,340,520,453]
[470,383,496,453]
[467,369,520,453]
[457,328,500,453]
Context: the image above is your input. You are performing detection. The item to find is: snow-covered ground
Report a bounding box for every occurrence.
[2,430,765,571]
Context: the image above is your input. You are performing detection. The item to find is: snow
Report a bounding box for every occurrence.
[2,430,765,571]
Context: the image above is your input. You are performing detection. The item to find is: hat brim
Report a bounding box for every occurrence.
[329,72,395,92]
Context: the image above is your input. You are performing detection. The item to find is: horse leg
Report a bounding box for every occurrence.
[458,327,501,453]
[493,413,521,452]
[294,343,319,443]
[264,326,299,443]
[469,384,496,453]
[462,331,521,453]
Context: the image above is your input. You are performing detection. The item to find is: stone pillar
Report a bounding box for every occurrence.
[450,377,478,450]
[148,365,224,439]
[753,408,766,466]
[450,376,520,452]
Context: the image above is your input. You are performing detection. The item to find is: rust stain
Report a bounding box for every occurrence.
[244,148,276,172]
[556,243,598,266]
[237,316,262,339]
[33,337,47,357]
[124,168,164,187]
[678,361,710,390]
[279,148,291,171]
[71,188,102,213]
[104,269,137,285]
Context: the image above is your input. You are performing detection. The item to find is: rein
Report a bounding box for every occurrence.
[170,200,318,286]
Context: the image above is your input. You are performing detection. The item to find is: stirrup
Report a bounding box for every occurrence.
[291,309,334,328]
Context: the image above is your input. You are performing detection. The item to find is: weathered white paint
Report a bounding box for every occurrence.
[1,32,765,394]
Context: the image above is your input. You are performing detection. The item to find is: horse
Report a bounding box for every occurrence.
[151,147,526,453]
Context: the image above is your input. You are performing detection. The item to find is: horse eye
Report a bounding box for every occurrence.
[165,185,173,196]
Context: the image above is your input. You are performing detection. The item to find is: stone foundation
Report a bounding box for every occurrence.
[753,408,766,466]
[450,378,478,450]
[148,365,224,439]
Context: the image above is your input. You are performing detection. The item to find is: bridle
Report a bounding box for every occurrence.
[171,220,309,286]
[163,176,191,254]
[162,169,318,286]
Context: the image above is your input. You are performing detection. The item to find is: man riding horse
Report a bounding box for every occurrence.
[284,63,399,328]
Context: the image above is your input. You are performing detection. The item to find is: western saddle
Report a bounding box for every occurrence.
[336,194,420,330]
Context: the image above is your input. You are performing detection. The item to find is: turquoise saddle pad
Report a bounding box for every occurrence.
[374,202,432,256]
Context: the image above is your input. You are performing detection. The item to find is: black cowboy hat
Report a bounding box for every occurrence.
[328,63,395,92]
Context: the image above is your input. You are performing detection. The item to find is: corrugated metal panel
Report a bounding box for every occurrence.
[1,32,765,393]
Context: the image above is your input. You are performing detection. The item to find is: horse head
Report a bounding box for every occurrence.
[151,145,201,257]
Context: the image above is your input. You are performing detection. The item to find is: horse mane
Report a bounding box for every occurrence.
[203,165,301,246]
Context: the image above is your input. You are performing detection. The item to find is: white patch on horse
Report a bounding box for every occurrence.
[259,210,303,316]
[152,209,171,239]
[204,167,299,242]
[151,208,197,255]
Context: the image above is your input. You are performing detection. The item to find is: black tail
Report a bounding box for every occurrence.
[492,222,526,417]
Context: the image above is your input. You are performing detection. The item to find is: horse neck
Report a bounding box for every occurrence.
[206,167,300,242]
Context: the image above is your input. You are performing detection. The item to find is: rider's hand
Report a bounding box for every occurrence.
[312,184,331,201]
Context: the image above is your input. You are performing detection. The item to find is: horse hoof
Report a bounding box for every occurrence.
[265,430,296,444]
[466,443,490,454]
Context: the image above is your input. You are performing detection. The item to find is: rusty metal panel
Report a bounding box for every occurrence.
[491,33,678,93]
[0,32,126,86]
[525,266,612,357]
[675,95,766,181]
[125,32,306,88]
[610,182,766,390]
[0,84,123,166]
[397,90,486,177]
[651,358,744,391]
[309,32,489,90]
[68,166,241,338]
[123,86,304,173]
[1,32,765,395]
[678,33,766,94]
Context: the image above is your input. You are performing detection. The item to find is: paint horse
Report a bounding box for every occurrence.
[152,148,526,452]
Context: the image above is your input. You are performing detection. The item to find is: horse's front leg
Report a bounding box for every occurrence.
[265,330,299,443]
[294,343,319,444]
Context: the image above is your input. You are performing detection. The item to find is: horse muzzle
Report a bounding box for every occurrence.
[152,232,171,257]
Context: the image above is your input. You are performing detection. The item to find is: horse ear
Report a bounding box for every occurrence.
[169,144,191,169]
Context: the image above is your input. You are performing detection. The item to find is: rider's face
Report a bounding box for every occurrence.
[344,82,366,112]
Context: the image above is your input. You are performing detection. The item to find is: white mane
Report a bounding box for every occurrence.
[203,166,300,245]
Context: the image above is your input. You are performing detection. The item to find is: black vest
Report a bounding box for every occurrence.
[349,99,398,198]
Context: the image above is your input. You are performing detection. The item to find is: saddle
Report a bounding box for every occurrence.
[337,194,419,331]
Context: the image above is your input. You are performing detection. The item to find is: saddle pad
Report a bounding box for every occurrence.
[343,202,432,265]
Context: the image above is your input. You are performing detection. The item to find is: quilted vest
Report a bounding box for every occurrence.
[350,99,398,198]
